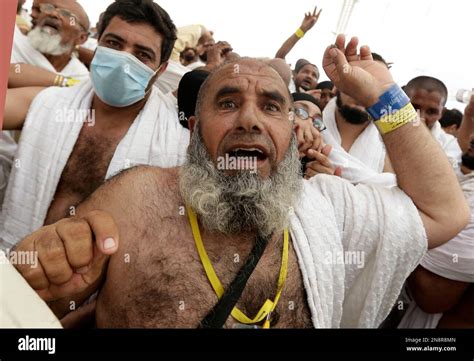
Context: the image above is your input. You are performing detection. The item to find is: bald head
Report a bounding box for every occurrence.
[32,0,90,30]
[195,58,291,120]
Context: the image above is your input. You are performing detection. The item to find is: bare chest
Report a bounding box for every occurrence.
[96,216,313,329]
[44,127,125,224]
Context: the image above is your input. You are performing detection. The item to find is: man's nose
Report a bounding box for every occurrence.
[234,103,263,133]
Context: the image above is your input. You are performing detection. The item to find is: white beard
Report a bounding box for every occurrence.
[27,26,72,56]
[179,128,302,237]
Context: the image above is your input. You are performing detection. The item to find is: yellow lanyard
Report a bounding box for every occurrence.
[186,206,289,329]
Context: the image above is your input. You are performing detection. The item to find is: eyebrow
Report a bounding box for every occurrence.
[214,86,241,100]
[214,86,288,106]
[103,33,156,59]
[261,90,287,105]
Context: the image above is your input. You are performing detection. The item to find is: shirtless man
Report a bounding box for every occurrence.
[1,0,181,249]
[13,35,469,328]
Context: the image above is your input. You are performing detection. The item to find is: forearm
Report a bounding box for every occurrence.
[275,34,299,60]
[407,265,469,313]
[4,87,45,130]
[8,63,57,88]
[383,119,469,248]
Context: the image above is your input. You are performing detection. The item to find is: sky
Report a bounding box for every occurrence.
[24,0,474,110]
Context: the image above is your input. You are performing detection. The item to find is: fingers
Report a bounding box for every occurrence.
[321,143,333,157]
[345,37,359,62]
[304,164,334,179]
[36,233,73,285]
[309,127,323,152]
[360,45,373,61]
[56,218,94,272]
[307,149,333,168]
[304,149,337,179]
[316,8,323,18]
[81,210,119,256]
[313,6,317,16]
[294,122,305,150]
[335,34,346,51]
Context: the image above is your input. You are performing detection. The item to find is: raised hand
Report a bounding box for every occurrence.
[300,6,322,33]
[322,34,395,107]
[14,210,119,302]
[304,145,342,179]
[205,41,233,67]
[294,117,323,158]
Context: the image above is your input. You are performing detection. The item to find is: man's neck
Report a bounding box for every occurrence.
[91,94,150,131]
[335,109,371,152]
[44,52,72,73]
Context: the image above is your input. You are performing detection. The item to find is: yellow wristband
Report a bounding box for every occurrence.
[374,103,417,135]
[295,28,305,39]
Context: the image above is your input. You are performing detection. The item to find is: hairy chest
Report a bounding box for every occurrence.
[45,126,126,223]
[96,217,313,328]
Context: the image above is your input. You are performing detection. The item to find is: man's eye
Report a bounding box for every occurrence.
[107,40,120,47]
[219,100,236,109]
[264,103,280,112]
[138,52,151,61]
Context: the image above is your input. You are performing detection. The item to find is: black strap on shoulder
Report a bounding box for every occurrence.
[199,233,269,329]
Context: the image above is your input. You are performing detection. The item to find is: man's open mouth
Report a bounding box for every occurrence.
[227,147,268,161]
[41,18,61,33]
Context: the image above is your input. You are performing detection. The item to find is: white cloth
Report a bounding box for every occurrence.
[0,251,62,328]
[0,80,190,249]
[398,172,474,329]
[322,98,397,187]
[187,60,206,70]
[291,175,427,327]
[157,60,191,94]
[430,121,462,173]
[10,25,89,81]
[82,37,98,51]
[0,132,17,210]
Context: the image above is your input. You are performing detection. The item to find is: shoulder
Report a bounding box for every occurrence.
[107,165,180,196]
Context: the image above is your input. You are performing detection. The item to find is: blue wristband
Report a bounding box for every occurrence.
[366,84,410,121]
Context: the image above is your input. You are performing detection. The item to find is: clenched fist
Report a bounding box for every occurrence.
[13,210,119,302]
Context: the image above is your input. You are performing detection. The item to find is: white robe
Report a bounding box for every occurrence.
[0,80,189,249]
[10,25,89,81]
[398,172,474,328]
[292,175,427,327]
[0,251,61,328]
[321,98,396,187]
[430,121,462,173]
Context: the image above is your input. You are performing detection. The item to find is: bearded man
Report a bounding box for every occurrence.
[11,0,90,81]
[11,35,469,328]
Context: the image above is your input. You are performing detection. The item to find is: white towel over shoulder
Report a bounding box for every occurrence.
[0,80,189,248]
[290,175,427,327]
[10,25,89,81]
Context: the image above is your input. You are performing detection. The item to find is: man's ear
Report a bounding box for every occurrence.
[188,116,197,135]
[76,31,89,46]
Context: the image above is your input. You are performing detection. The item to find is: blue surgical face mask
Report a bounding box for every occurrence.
[90,46,161,107]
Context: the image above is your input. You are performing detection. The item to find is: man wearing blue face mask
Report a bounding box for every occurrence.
[1,0,190,249]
